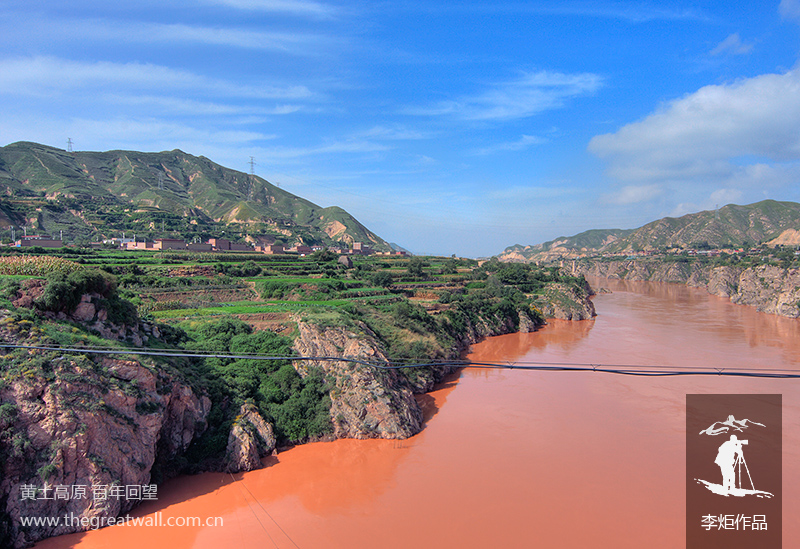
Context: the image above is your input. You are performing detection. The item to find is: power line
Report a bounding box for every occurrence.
[229,473,301,549]
[2,343,799,379]
[228,473,278,549]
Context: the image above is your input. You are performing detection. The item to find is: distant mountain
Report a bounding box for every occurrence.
[389,242,411,254]
[500,200,800,262]
[0,141,391,249]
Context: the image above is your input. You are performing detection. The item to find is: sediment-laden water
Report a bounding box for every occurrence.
[36,278,800,548]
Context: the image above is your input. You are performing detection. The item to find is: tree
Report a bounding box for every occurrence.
[407,257,427,279]
[370,270,394,288]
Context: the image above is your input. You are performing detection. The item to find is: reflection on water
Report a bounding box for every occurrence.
[36,279,800,548]
[465,318,596,367]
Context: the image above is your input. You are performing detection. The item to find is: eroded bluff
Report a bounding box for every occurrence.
[0,355,210,548]
[292,321,423,439]
[577,260,800,318]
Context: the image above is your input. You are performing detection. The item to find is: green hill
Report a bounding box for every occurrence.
[500,200,800,262]
[0,141,391,250]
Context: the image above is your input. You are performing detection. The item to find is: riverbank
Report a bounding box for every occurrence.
[35,278,800,548]
[0,259,597,548]
[574,258,800,318]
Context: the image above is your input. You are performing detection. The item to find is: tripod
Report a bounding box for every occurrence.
[734,451,755,491]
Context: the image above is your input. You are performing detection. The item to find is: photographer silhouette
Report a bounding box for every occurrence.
[715,434,748,492]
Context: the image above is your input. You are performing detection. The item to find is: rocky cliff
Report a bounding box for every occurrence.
[0,272,599,546]
[292,321,423,439]
[531,281,596,321]
[289,282,598,441]
[0,286,252,548]
[0,350,211,547]
[576,259,800,318]
[224,402,277,473]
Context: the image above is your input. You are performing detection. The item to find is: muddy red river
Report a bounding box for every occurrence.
[36,279,800,548]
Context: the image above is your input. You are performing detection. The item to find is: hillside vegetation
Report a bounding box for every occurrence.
[0,245,597,547]
[0,141,390,250]
[501,200,800,262]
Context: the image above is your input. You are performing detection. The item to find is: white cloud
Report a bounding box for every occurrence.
[258,139,390,161]
[710,33,753,56]
[669,202,699,217]
[588,69,800,186]
[109,21,337,55]
[408,70,602,121]
[780,0,800,21]
[202,0,338,17]
[488,184,580,201]
[537,3,707,23]
[474,135,546,155]
[356,125,433,140]
[709,188,743,205]
[609,184,664,205]
[0,56,312,100]
[109,95,302,117]
[406,4,707,24]
[0,115,274,157]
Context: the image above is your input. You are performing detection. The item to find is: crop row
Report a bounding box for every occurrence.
[0,255,83,277]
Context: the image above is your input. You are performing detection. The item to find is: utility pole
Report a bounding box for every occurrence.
[158,172,165,190]
[67,138,73,153]
[248,157,256,201]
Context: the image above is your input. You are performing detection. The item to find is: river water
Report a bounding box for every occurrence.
[36,278,800,548]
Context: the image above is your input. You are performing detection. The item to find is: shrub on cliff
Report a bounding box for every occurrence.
[183,318,332,445]
[35,269,117,313]
[36,269,116,313]
[33,269,138,325]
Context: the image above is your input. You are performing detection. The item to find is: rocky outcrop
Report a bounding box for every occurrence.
[224,403,276,473]
[577,260,800,318]
[0,355,211,548]
[531,282,596,321]
[12,281,157,347]
[712,265,800,317]
[292,321,423,440]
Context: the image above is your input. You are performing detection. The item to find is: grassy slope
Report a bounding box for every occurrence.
[503,200,800,260]
[0,142,391,250]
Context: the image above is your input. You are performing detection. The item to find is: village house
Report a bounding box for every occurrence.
[208,237,231,251]
[15,235,63,248]
[257,244,284,254]
[187,243,213,252]
[154,238,187,250]
[286,245,312,255]
[125,241,155,250]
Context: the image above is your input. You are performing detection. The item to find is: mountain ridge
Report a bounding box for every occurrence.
[0,141,391,250]
[500,200,800,262]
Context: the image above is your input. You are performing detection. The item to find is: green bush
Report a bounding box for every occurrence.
[36,269,116,313]
[0,403,17,429]
[182,317,332,444]
[370,271,394,288]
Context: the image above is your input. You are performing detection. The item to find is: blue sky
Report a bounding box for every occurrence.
[2,1,800,257]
